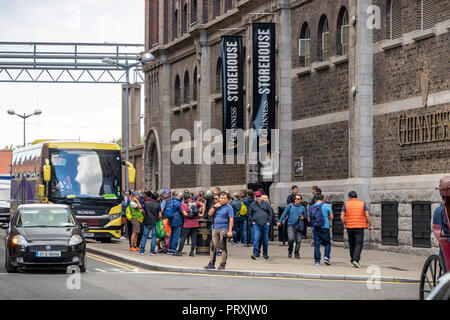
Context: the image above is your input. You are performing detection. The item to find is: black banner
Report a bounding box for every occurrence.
[252,23,276,154]
[221,35,244,154]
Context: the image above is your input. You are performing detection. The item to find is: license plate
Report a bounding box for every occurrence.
[36,251,61,257]
[84,232,94,238]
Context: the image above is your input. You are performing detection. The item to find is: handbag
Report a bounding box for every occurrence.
[155,219,168,239]
[292,219,304,233]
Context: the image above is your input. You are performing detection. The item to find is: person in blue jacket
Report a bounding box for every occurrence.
[166,192,183,254]
[277,194,307,259]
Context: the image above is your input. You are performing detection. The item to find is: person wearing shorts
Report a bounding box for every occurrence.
[129,193,143,251]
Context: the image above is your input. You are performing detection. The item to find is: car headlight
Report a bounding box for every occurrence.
[12,235,28,246]
[109,213,121,221]
[68,235,83,246]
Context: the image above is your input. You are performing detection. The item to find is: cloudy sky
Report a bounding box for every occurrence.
[0,0,145,149]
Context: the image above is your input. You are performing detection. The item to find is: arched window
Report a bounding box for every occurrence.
[419,0,435,30]
[318,15,330,61]
[183,71,190,104]
[386,0,402,39]
[174,75,180,106]
[216,58,222,94]
[173,9,178,40]
[193,67,198,101]
[337,7,349,56]
[182,3,188,34]
[299,22,311,67]
[191,0,198,24]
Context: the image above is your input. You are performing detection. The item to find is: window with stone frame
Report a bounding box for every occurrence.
[213,0,220,19]
[216,58,222,94]
[225,0,232,12]
[183,71,190,104]
[193,67,198,101]
[191,0,198,24]
[203,0,208,23]
[147,73,152,111]
[317,15,330,61]
[417,0,436,30]
[173,8,178,40]
[154,72,159,110]
[337,6,349,56]
[386,0,402,40]
[182,3,188,35]
[299,22,311,67]
[174,75,181,106]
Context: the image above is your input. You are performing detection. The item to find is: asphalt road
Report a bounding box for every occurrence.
[0,232,419,300]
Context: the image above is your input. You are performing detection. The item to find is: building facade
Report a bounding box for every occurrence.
[141,0,449,255]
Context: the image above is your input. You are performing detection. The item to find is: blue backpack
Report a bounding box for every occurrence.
[164,200,176,219]
[309,203,325,229]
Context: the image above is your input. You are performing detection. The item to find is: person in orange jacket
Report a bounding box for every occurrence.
[341,191,373,268]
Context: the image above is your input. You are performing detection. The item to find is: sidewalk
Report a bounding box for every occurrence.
[86,236,430,283]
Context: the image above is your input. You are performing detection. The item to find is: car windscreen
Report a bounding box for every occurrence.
[15,208,77,228]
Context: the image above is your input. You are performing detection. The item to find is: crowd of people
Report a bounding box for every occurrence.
[120,185,373,269]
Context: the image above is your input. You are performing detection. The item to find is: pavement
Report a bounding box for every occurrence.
[86,236,431,283]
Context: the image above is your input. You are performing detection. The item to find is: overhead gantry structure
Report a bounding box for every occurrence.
[0,41,145,84]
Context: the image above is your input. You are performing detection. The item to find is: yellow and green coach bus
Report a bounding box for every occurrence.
[10,140,136,243]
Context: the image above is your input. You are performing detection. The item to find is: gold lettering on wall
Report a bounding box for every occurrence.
[398,110,450,146]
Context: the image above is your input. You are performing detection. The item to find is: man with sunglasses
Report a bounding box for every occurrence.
[204,192,234,270]
[248,191,274,260]
[277,194,307,258]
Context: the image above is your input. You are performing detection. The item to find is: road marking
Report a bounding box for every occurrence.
[94,268,144,273]
[85,253,417,285]
[86,253,149,272]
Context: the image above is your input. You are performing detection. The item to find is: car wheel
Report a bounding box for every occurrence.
[5,249,17,273]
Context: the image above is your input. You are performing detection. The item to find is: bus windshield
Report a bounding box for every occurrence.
[50,149,121,199]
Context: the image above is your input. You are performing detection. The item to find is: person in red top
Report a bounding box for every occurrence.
[341,191,373,268]
[173,192,205,256]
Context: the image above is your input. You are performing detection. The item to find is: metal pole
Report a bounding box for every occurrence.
[125,62,130,193]
[23,114,26,147]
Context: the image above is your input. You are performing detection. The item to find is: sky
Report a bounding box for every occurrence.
[0,0,145,149]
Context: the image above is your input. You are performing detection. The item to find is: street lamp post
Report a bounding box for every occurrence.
[102,53,155,193]
[7,108,42,147]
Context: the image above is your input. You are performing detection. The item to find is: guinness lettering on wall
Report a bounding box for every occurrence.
[252,22,276,153]
[221,35,244,154]
[398,110,450,146]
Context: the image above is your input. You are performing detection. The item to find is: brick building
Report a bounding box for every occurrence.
[141,0,449,254]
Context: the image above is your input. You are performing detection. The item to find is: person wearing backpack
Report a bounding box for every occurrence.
[277,194,307,259]
[308,194,333,266]
[231,193,247,246]
[174,193,205,256]
[165,192,184,254]
[340,191,373,268]
[242,189,255,247]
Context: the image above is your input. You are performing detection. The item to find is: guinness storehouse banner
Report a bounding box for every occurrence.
[252,22,276,154]
[221,35,244,154]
